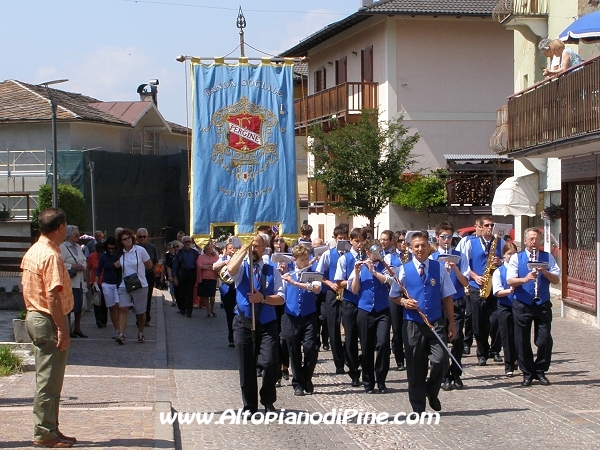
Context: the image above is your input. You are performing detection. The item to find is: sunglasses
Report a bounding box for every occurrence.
[137,235,148,238]
[122,236,132,241]
[397,239,405,243]
[438,235,452,239]
[483,223,495,228]
[183,241,192,244]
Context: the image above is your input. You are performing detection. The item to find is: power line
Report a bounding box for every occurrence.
[118,0,351,16]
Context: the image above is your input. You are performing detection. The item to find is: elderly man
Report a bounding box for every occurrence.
[22,208,77,448]
[136,228,158,326]
[172,236,200,317]
[84,229,105,257]
[507,227,560,387]
[60,225,87,338]
[227,233,284,414]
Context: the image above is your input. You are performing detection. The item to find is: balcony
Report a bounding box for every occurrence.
[492,0,548,40]
[491,54,600,156]
[294,82,378,135]
[307,178,343,214]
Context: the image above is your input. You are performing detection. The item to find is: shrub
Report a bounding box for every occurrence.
[0,346,22,376]
[11,285,20,293]
[17,310,27,320]
[0,287,5,293]
[31,184,86,235]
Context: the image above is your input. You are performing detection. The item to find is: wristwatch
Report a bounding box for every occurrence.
[261,295,267,304]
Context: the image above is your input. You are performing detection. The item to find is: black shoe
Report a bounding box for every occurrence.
[378,384,388,394]
[477,357,487,366]
[397,363,406,371]
[493,354,503,363]
[257,368,263,378]
[242,406,257,415]
[351,379,361,388]
[522,377,533,387]
[264,404,276,413]
[294,387,305,396]
[335,367,346,375]
[463,346,471,355]
[275,380,282,388]
[441,378,453,391]
[365,386,376,394]
[427,395,442,412]
[176,310,184,314]
[228,342,235,348]
[69,332,78,338]
[282,369,289,380]
[322,344,330,351]
[96,320,103,328]
[538,375,551,386]
[453,377,464,390]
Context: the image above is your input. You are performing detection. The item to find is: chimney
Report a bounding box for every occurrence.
[136,79,159,107]
[360,0,372,7]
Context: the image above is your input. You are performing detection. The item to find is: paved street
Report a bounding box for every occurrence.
[1,292,600,449]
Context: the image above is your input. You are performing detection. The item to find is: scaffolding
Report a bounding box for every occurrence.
[0,149,50,219]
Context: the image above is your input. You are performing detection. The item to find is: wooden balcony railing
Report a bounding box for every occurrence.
[307,178,343,214]
[294,82,378,133]
[503,54,600,153]
[492,0,548,23]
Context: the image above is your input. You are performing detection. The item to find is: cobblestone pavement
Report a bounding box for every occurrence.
[2,292,600,449]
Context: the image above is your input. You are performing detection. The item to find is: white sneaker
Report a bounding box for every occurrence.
[112,330,119,339]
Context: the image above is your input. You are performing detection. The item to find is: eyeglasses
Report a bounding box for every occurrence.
[137,235,147,238]
[438,235,452,239]
[122,236,132,241]
[183,240,192,244]
[397,239,405,243]
[274,238,284,242]
[483,223,495,228]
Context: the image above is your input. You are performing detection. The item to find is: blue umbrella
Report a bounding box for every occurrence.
[559,11,600,43]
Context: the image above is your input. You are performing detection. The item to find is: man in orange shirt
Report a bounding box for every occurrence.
[21,208,76,448]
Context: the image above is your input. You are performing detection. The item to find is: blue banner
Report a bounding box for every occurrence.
[190,58,299,243]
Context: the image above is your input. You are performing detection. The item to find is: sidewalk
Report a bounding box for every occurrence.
[1,293,600,449]
[0,291,173,450]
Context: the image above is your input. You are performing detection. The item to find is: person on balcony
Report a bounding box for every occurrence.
[543,39,582,76]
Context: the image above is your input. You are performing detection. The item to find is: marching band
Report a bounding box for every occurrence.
[219,218,560,414]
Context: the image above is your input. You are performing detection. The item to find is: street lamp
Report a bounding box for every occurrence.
[39,79,69,208]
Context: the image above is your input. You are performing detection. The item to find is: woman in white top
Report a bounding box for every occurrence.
[114,228,152,345]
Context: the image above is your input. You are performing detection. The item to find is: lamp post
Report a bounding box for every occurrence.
[39,79,69,208]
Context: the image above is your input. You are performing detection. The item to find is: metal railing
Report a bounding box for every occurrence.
[503,54,600,152]
[294,82,378,131]
[492,0,548,23]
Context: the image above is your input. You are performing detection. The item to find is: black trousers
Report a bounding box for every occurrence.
[281,312,319,392]
[357,307,390,390]
[174,283,184,312]
[275,305,290,374]
[388,297,405,367]
[233,316,278,411]
[468,286,493,359]
[341,299,360,380]
[324,290,344,370]
[513,300,553,380]
[497,302,517,370]
[403,318,449,413]
[464,292,473,348]
[489,296,502,356]
[178,278,196,315]
[316,291,329,347]
[145,269,155,322]
[221,288,237,344]
[446,296,466,380]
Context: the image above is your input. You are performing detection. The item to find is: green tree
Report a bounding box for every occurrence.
[392,169,448,228]
[32,184,86,234]
[308,109,420,230]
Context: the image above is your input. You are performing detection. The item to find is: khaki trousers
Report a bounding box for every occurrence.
[25,311,69,441]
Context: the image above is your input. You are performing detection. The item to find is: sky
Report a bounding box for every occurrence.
[1,0,356,127]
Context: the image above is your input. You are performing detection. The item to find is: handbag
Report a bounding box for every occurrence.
[64,244,80,279]
[123,250,142,293]
[92,286,102,306]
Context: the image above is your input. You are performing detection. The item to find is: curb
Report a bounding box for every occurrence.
[153,292,175,450]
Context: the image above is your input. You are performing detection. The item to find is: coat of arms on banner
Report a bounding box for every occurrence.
[205,96,282,182]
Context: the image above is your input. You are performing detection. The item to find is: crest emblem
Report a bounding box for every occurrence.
[204,96,282,182]
[430,278,436,286]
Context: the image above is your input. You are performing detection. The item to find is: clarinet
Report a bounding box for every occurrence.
[532,247,540,303]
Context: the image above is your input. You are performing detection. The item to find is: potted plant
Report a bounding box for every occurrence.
[0,204,13,221]
[13,310,31,343]
[540,203,565,222]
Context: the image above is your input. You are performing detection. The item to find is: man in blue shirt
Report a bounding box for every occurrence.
[389,231,456,414]
[507,227,560,387]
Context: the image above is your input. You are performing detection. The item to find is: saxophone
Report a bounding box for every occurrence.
[479,235,498,298]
